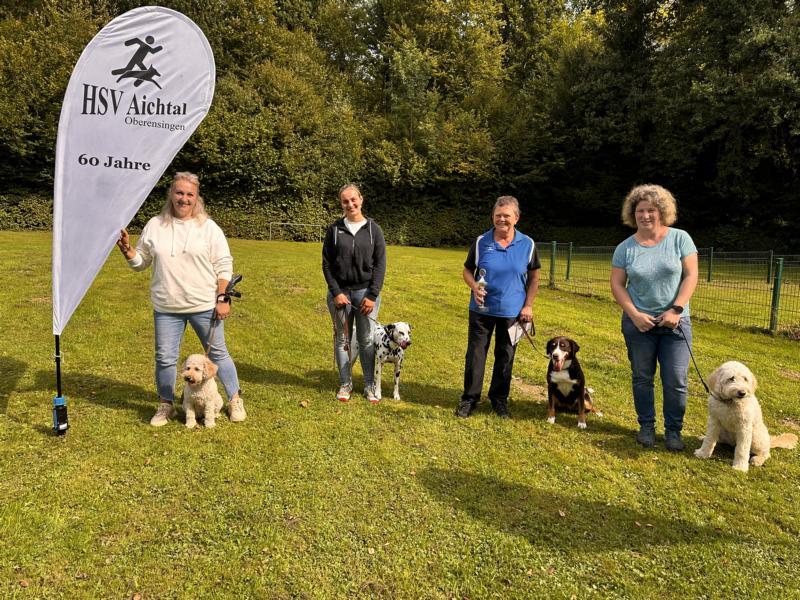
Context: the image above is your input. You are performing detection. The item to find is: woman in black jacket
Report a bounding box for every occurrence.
[322,183,387,403]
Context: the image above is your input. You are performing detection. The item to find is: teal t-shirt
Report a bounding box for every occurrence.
[611,228,697,316]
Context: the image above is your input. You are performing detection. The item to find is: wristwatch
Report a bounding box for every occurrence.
[670,304,684,314]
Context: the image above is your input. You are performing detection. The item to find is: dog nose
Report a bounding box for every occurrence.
[737,390,746,397]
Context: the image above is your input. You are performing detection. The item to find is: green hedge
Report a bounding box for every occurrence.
[0,193,53,230]
[3,191,797,251]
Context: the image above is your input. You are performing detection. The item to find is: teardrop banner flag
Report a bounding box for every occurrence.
[52,6,215,335]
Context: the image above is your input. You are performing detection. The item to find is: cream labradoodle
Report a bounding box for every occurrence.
[181,354,224,429]
[694,361,797,472]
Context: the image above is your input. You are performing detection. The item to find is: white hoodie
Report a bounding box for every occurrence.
[127,215,233,313]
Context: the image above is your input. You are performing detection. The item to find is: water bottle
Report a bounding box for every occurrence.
[477,268,488,312]
[53,395,69,435]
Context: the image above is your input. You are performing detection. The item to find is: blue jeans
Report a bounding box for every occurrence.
[621,314,692,432]
[327,289,380,388]
[153,309,240,402]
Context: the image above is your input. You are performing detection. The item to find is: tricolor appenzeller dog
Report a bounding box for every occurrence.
[545,336,601,429]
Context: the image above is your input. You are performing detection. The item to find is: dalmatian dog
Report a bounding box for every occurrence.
[373,321,412,401]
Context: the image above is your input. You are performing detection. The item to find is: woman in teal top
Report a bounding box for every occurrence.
[610,184,698,451]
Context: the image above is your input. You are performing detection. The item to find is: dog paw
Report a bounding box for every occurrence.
[577,422,587,430]
[595,411,604,417]
[205,420,216,429]
[732,462,749,472]
[185,420,197,429]
[694,449,710,459]
[750,455,767,467]
[546,416,556,424]
[392,394,400,401]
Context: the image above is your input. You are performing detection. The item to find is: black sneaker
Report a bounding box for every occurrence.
[664,430,685,452]
[636,426,656,448]
[494,406,511,419]
[455,400,474,418]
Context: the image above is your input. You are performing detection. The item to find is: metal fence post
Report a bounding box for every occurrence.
[767,250,774,284]
[566,242,573,281]
[549,241,557,289]
[707,246,714,283]
[769,258,784,334]
[269,223,273,240]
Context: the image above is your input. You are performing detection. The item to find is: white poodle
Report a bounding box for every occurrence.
[181,354,224,429]
[694,361,797,472]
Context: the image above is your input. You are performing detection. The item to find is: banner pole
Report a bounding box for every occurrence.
[53,335,68,435]
[55,335,62,397]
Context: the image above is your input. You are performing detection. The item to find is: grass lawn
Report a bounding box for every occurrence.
[1,230,799,599]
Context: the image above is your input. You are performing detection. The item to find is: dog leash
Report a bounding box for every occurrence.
[332,302,384,370]
[518,319,549,359]
[204,274,243,358]
[676,322,710,394]
[204,319,219,357]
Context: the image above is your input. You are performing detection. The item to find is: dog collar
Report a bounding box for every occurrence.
[710,392,733,404]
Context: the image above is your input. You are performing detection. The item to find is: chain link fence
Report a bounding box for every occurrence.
[537,242,800,336]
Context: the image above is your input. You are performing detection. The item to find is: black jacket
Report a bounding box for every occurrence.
[322,217,386,300]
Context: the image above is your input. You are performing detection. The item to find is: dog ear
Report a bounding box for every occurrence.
[204,357,218,379]
[571,340,580,354]
[545,338,555,356]
[749,368,757,392]
[707,366,721,394]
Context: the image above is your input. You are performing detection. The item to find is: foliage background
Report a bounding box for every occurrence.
[1,0,799,250]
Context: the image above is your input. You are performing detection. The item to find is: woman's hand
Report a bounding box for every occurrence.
[631,310,660,332]
[519,305,532,323]
[215,299,231,320]
[360,297,375,315]
[116,229,135,259]
[473,284,487,306]
[657,309,681,329]
[333,293,350,308]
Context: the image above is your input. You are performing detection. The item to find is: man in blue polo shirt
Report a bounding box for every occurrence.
[457,196,541,419]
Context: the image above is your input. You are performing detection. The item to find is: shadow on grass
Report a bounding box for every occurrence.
[237,363,334,392]
[418,467,733,550]
[388,380,456,408]
[25,369,154,424]
[0,355,27,414]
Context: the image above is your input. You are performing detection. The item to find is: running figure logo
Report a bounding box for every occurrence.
[111,35,163,89]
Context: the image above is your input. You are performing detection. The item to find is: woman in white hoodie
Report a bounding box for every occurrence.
[117,172,245,426]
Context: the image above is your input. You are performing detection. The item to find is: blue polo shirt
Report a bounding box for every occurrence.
[465,228,540,318]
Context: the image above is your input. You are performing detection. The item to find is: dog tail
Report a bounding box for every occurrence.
[770,433,798,450]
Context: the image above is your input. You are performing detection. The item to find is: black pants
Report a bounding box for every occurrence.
[461,311,518,408]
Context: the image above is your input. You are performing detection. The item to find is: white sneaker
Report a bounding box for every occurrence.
[150,402,176,427]
[229,396,247,422]
[336,383,352,402]
[365,385,379,404]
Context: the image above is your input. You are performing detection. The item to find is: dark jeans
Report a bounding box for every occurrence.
[621,314,692,432]
[461,311,518,408]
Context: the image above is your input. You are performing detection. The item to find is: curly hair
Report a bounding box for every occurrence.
[621,184,677,228]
